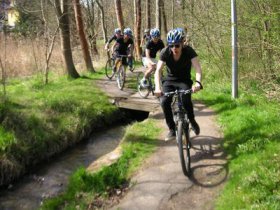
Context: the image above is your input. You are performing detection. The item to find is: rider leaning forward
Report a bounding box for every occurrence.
[112,28,134,71]
[104,28,122,51]
[154,28,203,141]
[140,28,165,87]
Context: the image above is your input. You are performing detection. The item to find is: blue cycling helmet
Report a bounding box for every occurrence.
[176,27,186,38]
[167,29,184,44]
[124,28,133,37]
[114,28,121,34]
[150,28,160,38]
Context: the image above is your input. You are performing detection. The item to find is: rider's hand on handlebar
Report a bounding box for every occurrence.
[192,83,202,93]
[154,90,162,97]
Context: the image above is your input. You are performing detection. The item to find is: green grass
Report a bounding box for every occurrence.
[40,119,162,209]
[0,71,124,186]
[194,79,280,209]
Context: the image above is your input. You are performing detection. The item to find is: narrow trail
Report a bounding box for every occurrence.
[94,70,227,210]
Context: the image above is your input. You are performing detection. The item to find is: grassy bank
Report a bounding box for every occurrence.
[195,79,280,209]
[0,71,127,186]
[40,119,161,209]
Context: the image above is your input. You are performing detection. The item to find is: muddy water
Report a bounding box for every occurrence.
[0,126,125,210]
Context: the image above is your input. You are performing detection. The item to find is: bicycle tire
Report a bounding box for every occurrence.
[129,57,135,72]
[105,58,115,79]
[177,120,191,177]
[117,65,125,90]
[137,71,150,98]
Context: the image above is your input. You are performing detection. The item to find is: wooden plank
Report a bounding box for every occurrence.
[114,98,160,112]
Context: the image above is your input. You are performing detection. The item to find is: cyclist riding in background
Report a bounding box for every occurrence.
[140,29,151,48]
[140,28,165,87]
[154,28,203,141]
[126,29,135,71]
[104,28,122,51]
[112,28,134,71]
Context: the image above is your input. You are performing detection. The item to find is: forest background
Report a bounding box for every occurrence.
[0,0,279,99]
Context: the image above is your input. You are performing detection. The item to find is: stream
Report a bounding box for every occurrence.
[0,126,126,210]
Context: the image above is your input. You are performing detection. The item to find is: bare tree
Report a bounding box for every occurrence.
[53,0,79,78]
[146,0,151,29]
[0,57,6,98]
[155,0,161,30]
[41,0,59,84]
[84,0,99,58]
[114,0,124,31]
[161,0,167,36]
[95,0,108,43]
[73,0,95,72]
[134,0,141,60]
[171,0,174,29]
[0,29,7,98]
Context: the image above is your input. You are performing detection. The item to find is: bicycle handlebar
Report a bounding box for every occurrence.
[117,55,129,58]
[164,89,193,97]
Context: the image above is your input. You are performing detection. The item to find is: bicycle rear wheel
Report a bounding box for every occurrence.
[177,120,191,177]
[105,58,115,79]
[137,71,150,98]
[117,65,125,90]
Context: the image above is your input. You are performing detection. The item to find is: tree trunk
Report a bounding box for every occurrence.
[156,0,161,30]
[171,0,174,29]
[134,0,141,60]
[73,0,95,72]
[161,0,167,36]
[54,0,79,78]
[114,0,124,31]
[95,0,108,43]
[85,0,99,58]
[146,0,151,29]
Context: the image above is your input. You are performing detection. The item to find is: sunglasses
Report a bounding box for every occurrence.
[169,44,180,48]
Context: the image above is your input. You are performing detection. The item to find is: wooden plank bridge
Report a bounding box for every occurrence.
[96,71,161,113]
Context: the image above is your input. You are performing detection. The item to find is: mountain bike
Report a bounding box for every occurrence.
[164,89,193,177]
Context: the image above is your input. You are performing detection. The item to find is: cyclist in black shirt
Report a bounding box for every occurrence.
[104,28,122,51]
[112,28,134,69]
[140,28,164,87]
[154,28,203,141]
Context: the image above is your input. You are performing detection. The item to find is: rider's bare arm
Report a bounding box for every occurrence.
[145,49,155,65]
[105,42,109,50]
[154,60,165,96]
[191,56,202,92]
[111,42,117,53]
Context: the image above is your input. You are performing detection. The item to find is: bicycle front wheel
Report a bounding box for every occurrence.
[129,57,135,72]
[105,58,115,79]
[177,120,191,177]
[137,71,150,98]
[117,65,125,90]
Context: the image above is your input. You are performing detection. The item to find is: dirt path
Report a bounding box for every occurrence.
[107,103,227,210]
[95,72,228,210]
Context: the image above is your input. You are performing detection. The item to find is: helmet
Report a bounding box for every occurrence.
[144,29,150,33]
[176,27,186,38]
[114,28,121,34]
[167,29,184,44]
[124,28,133,37]
[150,28,160,38]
